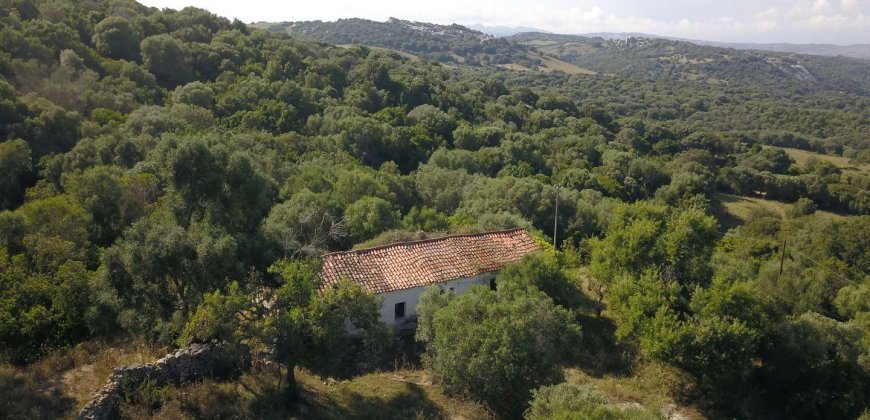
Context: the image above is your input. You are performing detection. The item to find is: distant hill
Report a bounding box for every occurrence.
[466,23,549,37]
[259,18,497,65]
[691,41,870,60]
[510,32,870,95]
[260,18,870,96]
[261,18,594,74]
[575,32,870,60]
[577,32,654,40]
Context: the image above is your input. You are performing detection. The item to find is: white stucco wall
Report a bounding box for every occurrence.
[379,272,496,329]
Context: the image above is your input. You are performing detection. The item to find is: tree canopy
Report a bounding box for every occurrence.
[0,1,867,417]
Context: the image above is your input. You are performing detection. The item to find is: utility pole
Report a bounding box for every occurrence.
[553,186,559,249]
[778,238,787,280]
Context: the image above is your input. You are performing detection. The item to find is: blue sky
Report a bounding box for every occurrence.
[139,0,870,44]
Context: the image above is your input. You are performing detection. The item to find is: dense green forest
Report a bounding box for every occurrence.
[0,1,868,418]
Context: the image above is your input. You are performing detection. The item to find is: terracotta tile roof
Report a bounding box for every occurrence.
[320,229,540,294]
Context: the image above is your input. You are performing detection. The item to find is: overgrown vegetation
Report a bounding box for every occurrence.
[0,0,867,418]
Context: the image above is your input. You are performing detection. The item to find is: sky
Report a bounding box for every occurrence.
[138,0,870,45]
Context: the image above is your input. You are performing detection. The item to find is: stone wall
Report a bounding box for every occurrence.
[77,343,234,420]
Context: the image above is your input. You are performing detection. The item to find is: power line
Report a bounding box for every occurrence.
[784,245,861,287]
[714,230,862,287]
[713,231,857,321]
[714,230,777,245]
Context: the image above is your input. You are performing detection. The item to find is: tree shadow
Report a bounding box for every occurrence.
[243,383,292,418]
[329,332,426,380]
[569,285,605,317]
[0,368,75,419]
[241,377,448,419]
[572,313,637,377]
[301,381,446,420]
[711,194,745,230]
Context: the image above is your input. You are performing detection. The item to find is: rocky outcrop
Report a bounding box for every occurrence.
[77,343,234,420]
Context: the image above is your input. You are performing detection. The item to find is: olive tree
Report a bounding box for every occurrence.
[422,285,581,417]
[140,34,196,87]
[0,139,31,210]
[497,253,583,309]
[181,260,389,406]
[92,17,139,60]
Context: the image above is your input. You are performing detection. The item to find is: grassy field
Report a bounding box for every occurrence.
[495,55,597,75]
[717,193,846,227]
[337,44,421,61]
[716,146,863,228]
[564,364,705,419]
[115,364,705,419]
[718,193,790,222]
[524,41,599,57]
[538,55,597,75]
[1,303,703,419]
[764,146,870,175]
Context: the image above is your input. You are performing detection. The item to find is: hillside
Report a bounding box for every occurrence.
[262,18,870,145]
[509,32,870,95]
[691,41,870,61]
[263,18,599,74]
[259,18,506,66]
[576,32,870,60]
[467,23,550,37]
[263,18,870,96]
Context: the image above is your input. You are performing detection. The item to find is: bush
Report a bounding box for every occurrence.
[526,382,661,419]
[424,285,581,417]
[759,313,869,419]
[497,253,584,309]
[786,198,816,218]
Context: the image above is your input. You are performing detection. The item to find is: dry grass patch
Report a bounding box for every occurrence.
[62,339,168,406]
[299,368,491,419]
[497,63,532,72]
[564,363,705,420]
[116,367,491,419]
[0,364,74,419]
[538,56,597,75]
[718,193,788,224]
[0,339,167,419]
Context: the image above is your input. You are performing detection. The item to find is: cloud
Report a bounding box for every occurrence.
[755,7,780,20]
[811,0,830,13]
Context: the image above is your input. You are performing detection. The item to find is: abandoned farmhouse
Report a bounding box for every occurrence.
[320,229,540,328]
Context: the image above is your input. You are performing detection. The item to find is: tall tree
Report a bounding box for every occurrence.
[92,17,139,60]
[0,139,31,210]
[140,34,196,87]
